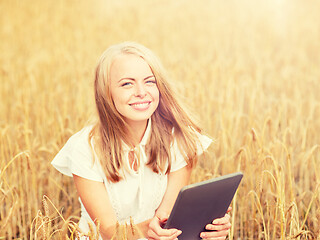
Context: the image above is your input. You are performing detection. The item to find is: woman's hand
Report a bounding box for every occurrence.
[147,213,182,240]
[200,207,232,240]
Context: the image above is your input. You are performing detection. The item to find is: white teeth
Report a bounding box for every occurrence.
[131,102,150,108]
[131,102,149,107]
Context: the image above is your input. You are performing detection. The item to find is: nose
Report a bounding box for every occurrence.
[134,82,147,97]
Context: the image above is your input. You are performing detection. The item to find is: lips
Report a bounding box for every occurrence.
[129,101,151,110]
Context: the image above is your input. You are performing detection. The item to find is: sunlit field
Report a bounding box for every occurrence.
[1,0,320,239]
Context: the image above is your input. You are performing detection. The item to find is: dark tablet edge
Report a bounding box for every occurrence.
[164,171,243,229]
[181,171,243,193]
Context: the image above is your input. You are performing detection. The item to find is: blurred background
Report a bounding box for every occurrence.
[1,0,320,239]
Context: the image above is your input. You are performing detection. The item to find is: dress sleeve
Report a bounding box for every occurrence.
[51,127,104,182]
[170,131,213,172]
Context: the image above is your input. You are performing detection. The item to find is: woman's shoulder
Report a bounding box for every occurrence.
[52,124,104,181]
[170,126,213,155]
[66,125,94,146]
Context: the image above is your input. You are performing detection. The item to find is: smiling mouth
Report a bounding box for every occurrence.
[129,101,151,110]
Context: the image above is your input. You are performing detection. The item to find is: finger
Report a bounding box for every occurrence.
[200,229,229,239]
[160,217,168,222]
[206,222,231,231]
[148,228,182,240]
[156,211,169,227]
[148,228,170,240]
[212,214,230,225]
[152,224,181,237]
[148,230,181,240]
[226,206,232,213]
[202,238,226,240]
[202,237,226,240]
[149,218,168,236]
[156,216,168,228]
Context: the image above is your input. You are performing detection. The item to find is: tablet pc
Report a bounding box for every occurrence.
[164,172,243,240]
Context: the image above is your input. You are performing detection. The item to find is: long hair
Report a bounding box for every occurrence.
[89,42,202,182]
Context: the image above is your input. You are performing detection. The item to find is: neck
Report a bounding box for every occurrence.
[126,120,148,146]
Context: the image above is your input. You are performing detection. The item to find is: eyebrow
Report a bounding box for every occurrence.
[118,75,155,82]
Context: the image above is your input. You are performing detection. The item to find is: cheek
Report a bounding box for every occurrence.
[112,89,127,105]
[110,90,125,113]
[152,88,160,102]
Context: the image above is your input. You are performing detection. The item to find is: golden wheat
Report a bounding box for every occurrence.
[1,0,320,239]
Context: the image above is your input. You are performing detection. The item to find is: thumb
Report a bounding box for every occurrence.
[227,207,232,213]
[156,212,169,222]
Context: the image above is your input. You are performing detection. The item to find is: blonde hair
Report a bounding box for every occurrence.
[89,42,202,182]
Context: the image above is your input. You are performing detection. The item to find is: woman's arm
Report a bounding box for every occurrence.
[72,174,150,239]
[147,166,192,239]
[156,166,192,218]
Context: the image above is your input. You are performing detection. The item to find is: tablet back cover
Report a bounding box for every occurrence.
[164,172,243,240]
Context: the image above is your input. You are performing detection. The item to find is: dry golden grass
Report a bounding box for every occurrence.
[1,0,320,239]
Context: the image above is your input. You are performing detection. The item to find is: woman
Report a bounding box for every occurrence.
[52,42,231,239]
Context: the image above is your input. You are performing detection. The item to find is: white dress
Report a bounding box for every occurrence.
[51,120,212,239]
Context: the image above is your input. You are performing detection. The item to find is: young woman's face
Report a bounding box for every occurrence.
[109,54,159,128]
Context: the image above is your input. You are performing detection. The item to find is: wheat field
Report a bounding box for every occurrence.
[1,0,320,239]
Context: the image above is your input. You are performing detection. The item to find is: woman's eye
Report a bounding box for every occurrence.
[146,80,156,85]
[121,82,132,87]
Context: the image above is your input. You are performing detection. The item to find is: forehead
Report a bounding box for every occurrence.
[110,54,153,81]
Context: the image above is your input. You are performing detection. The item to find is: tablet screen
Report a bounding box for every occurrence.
[164,172,243,240]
